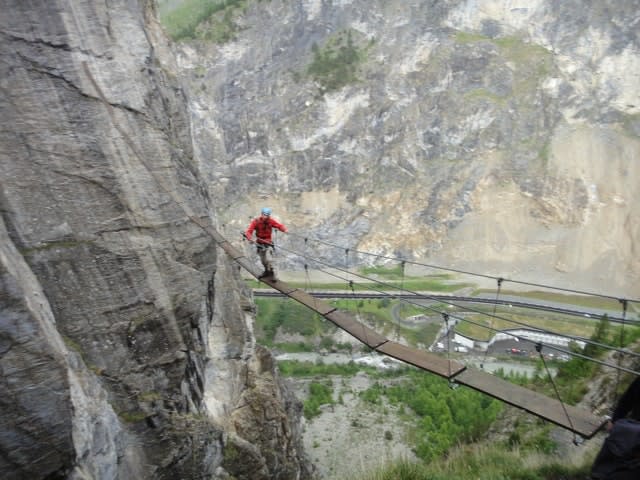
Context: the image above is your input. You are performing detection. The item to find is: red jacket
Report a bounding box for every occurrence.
[245,216,287,245]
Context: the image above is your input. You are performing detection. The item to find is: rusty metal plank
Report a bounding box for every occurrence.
[324,310,387,348]
[453,369,606,439]
[258,276,298,295]
[375,341,466,379]
[286,288,337,315]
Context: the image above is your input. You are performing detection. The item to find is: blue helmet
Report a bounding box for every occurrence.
[261,207,272,216]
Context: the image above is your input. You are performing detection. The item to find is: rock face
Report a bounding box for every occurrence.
[0,1,311,479]
[174,0,639,297]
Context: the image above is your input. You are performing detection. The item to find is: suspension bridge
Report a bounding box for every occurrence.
[222,228,640,440]
[83,59,639,443]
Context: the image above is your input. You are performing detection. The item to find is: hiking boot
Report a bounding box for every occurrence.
[259,269,275,279]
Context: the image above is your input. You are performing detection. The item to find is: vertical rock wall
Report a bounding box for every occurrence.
[174,0,639,296]
[0,1,311,478]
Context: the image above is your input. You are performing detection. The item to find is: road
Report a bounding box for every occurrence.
[253,289,635,324]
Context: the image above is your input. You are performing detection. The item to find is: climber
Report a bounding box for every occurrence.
[244,207,288,279]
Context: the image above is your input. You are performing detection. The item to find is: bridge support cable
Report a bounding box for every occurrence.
[276,242,640,370]
[285,231,640,305]
[443,313,457,385]
[301,235,324,314]
[535,343,580,444]
[481,277,503,370]
[344,247,371,346]
[302,263,321,313]
[348,279,372,348]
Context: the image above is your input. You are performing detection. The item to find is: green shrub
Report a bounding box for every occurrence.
[159,0,245,42]
[277,360,364,377]
[307,29,367,92]
[255,298,329,342]
[358,371,501,462]
[304,380,334,419]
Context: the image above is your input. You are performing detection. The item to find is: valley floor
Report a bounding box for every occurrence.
[288,372,417,480]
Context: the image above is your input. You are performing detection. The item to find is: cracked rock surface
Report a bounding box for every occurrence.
[0,1,312,479]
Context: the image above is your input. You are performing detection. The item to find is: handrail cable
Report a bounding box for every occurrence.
[344,247,370,345]
[302,236,321,313]
[321,264,640,376]
[481,277,503,370]
[277,241,640,361]
[304,261,640,377]
[276,242,640,363]
[286,231,640,304]
[274,243,640,376]
[444,313,453,379]
[349,278,370,348]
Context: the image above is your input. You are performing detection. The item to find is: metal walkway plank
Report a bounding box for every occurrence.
[324,310,387,348]
[258,277,298,295]
[376,341,466,379]
[258,277,336,314]
[453,369,606,438]
[286,289,338,315]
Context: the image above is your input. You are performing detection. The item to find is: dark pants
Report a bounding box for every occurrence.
[256,244,274,272]
[592,419,640,479]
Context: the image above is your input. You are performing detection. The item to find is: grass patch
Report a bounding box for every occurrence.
[20,239,92,255]
[476,289,624,311]
[494,36,551,69]
[247,276,470,292]
[455,310,598,341]
[158,0,246,42]
[453,31,489,44]
[255,295,444,350]
[307,29,371,92]
[304,380,334,419]
[360,264,452,280]
[277,359,381,377]
[354,442,594,480]
[118,410,147,423]
[254,297,332,344]
[464,87,508,103]
[271,341,315,353]
[403,322,442,348]
[331,298,395,323]
[360,370,502,463]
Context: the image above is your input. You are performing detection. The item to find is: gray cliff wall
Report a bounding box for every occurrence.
[0,1,310,479]
[175,0,639,297]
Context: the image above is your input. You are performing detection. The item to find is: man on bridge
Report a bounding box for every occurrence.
[245,207,288,280]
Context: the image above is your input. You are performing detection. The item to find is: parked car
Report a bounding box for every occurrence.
[506,348,527,356]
